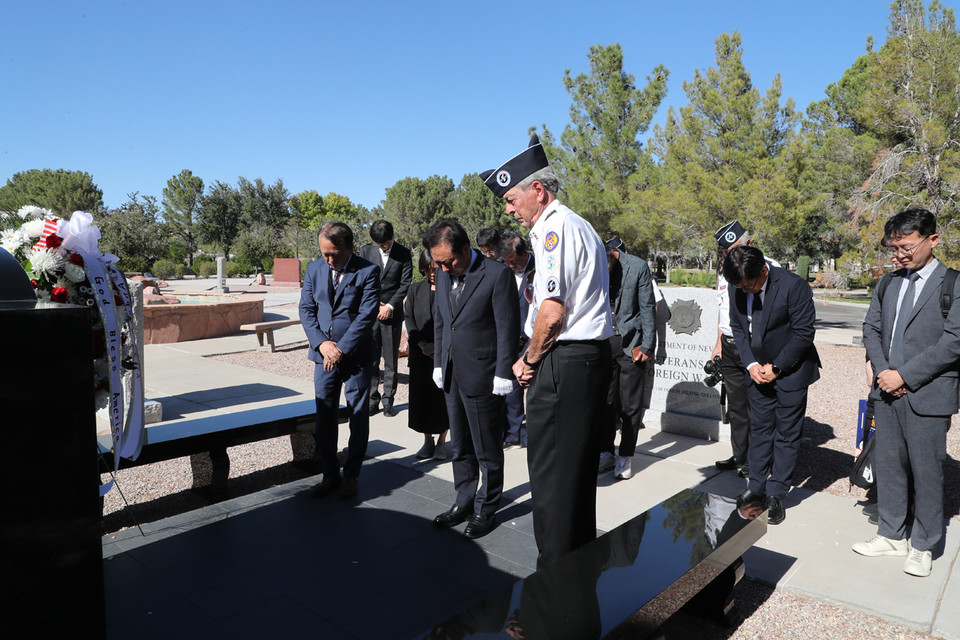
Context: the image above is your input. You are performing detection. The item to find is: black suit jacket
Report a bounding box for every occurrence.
[728,265,820,392]
[434,251,520,397]
[359,241,413,323]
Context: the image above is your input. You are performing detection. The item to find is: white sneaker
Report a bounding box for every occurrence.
[903,547,932,577]
[852,535,909,557]
[598,451,616,473]
[614,456,633,480]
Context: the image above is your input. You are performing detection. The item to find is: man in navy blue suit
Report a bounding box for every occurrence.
[299,221,380,500]
[428,218,520,539]
[724,245,819,525]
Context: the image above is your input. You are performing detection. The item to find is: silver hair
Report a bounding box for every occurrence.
[517,166,559,194]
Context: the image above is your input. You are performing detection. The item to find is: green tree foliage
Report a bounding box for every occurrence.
[848,1,960,260]
[161,169,204,266]
[95,192,166,272]
[787,79,882,262]
[640,32,800,264]
[449,173,514,244]
[238,177,291,231]
[232,177,292,271]
[288,190,325,258]
[287,190,372,259]
[538,44,669,237]
[380,175,454,250]
[197,181,242,258]
[0,169,104,220]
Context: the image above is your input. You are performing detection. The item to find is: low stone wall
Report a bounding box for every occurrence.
[143,294,264,343]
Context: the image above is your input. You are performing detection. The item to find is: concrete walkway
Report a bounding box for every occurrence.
[102,278,959,638]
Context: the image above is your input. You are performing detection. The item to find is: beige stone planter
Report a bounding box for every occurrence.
[143,293,264,344]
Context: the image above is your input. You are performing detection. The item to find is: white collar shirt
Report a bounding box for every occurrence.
[527,200,613,341]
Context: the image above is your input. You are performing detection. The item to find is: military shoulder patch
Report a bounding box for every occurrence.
[544,231,559,251]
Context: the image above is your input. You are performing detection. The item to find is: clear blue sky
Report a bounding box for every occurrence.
[2,1,902,212]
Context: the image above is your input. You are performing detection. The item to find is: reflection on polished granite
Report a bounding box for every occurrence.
[420,489,766,640]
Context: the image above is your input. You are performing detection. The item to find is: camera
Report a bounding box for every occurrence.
[703,356,723,387]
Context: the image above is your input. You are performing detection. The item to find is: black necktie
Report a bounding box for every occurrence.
[449,277,463,312]
[889,272,919,368]
[750,291,763,348]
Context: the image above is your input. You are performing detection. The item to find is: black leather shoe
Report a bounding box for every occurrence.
[434,505,471,528]
[310,475,341,498]
[338,477,358,500]
[736,488,766,508]
[464,513,497,539]
[766,496,786,525]
[737,464,751,479]
[368,402,380,417]
[715,456,741,470]
[382,401,397,417]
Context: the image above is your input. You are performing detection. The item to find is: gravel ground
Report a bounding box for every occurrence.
[100,337,953,639]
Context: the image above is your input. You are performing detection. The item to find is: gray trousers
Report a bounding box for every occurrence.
[875,397,949,552]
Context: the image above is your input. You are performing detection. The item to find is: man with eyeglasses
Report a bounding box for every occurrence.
[855,208,960,578]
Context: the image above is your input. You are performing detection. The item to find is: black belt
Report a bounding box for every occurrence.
[721,335,737,344]
[556,339,607,346]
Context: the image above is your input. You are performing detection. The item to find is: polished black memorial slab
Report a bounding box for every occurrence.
[1,301,105,634]
[418,489,766,640]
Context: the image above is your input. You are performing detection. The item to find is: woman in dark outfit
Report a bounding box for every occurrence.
[405,249,449,459]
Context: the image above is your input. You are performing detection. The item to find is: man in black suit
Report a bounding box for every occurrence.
[724,245,820,525]
[428,218,520,539]
[498,230,535,449]
[855,208,960,577]
[299,222,381,499]
[359,220,413,417]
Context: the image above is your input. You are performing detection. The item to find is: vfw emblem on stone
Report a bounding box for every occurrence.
[668,299,702,335]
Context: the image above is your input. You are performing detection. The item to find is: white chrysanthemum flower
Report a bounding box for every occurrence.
[16,205,50,221]
[19,218,46,239]
[1,228,26,253]
[30,248,65,277]
[64,262,86,283]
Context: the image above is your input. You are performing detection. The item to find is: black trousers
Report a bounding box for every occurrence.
[370,317,402,405]
[445,374,505,517]
[719,335,750,463]
[601,335,647,458]
[526,339,611,569]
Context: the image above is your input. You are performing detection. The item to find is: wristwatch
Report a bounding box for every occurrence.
[771,364,781,376]
[523,355,539,368]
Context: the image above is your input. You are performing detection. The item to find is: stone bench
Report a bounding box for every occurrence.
[98,400,347,499]
[422,488,766,639]
[239,319,302,352]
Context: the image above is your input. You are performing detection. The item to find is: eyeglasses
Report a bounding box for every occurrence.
[887,236,929,256]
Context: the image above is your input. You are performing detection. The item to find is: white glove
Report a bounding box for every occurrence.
[433,367,444,389]
[493,376,513,396]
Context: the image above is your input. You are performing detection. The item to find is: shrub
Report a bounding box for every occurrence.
[117,256,151,275]
[195,261,216,278]
[225,261,244,277]
[669,268,687,285]
[151,259,177,279]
